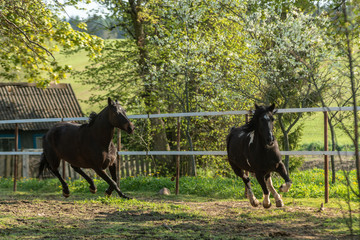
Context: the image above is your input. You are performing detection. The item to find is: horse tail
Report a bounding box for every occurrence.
[38,153,48,179]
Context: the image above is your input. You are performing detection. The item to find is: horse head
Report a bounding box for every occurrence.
[254,103,276,148]
[107,97,135,134]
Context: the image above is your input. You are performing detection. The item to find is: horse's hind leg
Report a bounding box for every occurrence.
[265,173,284,207]
[275,162,292,192]
[105,163,117,197]
[71,166,97,194]
[50,168,70,198]
[255,172,271,208]
[43,149,70,198]
[229,161,259,207]
[94,168,130,199]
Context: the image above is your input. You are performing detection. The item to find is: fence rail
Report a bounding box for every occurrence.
[0,106,358,125]
[0,150,358,156]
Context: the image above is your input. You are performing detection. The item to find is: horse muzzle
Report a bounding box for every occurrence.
[266,142,275,149]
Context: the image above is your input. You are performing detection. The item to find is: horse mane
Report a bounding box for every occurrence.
[80,112,98,128]
[242,105,269,133]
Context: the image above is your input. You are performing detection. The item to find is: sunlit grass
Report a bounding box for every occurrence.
[1,169,358,202]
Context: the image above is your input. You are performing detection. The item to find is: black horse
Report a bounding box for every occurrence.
[38,98,135,199]
[227,104,292,208]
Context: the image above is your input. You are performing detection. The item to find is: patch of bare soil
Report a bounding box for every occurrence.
[0,198,357,239]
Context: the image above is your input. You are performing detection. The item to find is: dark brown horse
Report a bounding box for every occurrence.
[38,98,135,199]
[227,104,292,208]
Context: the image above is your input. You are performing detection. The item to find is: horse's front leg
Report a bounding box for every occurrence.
[94,168,130,199]
[276,162,292,192]
[255,172,271,208]
[265,173,283,207]
[71,166,97,194]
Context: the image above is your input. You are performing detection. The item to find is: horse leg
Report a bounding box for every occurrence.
[71,166,97,194]
[94,168,130,199]
[43,148,70,198]
[105,163,117,197]
[275,162,292,192]
[265,173,284,207]
[255,172,271,208]
[229,161,259,207]
[50,168,70,198]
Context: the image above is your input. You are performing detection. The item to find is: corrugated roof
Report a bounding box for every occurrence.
[0,82,84,130]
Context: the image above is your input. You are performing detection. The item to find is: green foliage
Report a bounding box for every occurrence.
[75,39,142,112]
[0,0,103,86]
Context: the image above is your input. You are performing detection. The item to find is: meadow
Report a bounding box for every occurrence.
[0,169,359,239]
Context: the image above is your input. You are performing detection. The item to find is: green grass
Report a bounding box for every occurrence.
[298,112,353,149]
[1,169,358,201]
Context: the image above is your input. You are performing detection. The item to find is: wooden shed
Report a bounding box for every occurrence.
[0,82,83,177]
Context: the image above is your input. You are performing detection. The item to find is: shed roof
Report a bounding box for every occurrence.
[0,82,83,130]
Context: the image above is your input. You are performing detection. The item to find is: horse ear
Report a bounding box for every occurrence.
[108,97,113,106]
[268,103,276,112]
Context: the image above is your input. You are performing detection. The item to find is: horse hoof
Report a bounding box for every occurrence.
[263,202,271,209]
[90,187,97,194]
[121,194,132,200]
[105,192,112,198]
[250,199,260,207]
[276,200,284,207]
[63,192,70,198]
[280,182,292,192]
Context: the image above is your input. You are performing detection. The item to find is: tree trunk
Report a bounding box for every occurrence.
[343,3,360,196]
[328,118,336,183]
[185,116,196,176]
[278,115,290,173]
[129,0,170,166]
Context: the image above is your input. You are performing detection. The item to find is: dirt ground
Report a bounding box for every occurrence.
[0,196,358,240]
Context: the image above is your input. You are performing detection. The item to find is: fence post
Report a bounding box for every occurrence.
[324,111,329,203]
[13,123,18,192]
[176,117,181,195]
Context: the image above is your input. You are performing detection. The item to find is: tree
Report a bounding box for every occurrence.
[0,0,103,86]
[77,0,255,175]
[146,0,254,175]
[224,3,332,172]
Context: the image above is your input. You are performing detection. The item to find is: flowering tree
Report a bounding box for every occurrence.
[224,3,333,171]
